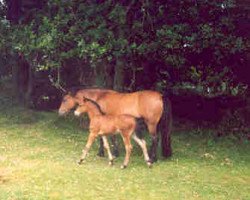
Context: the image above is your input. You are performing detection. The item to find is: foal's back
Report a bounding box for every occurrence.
[90,114,136,135]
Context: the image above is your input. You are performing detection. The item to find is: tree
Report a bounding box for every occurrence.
[2,0,249,106]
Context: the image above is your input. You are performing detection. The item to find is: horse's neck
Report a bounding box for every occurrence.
[78,89,115,102]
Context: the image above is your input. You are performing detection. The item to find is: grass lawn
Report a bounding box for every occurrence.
[0,97,249,200]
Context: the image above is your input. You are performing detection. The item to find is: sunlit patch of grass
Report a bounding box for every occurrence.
[0,103,249,200]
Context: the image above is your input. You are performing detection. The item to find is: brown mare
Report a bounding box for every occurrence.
[58,88,172,162]
[74,98,152,168]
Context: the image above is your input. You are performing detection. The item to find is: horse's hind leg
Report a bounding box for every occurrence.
[132,134,152,167]
[146,121,159,163]
[78,132,96,164]
[120,133,132,169]
[102,136,114,165]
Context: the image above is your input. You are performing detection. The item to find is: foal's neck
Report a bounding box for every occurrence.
[86,102,103,119]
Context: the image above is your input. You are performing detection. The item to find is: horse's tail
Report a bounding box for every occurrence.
[159,94,172,158]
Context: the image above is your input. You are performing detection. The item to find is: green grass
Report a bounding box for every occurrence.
[0,99,249,200]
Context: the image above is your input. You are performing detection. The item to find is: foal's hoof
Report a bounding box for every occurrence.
[147,161,153,168]
[120,165,127,169]
[77,159,84,165]
[109,160,114,166]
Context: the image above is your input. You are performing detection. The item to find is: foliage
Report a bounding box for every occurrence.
[0,3,12,78]
[217,109,250,140]
[1,0,249,103]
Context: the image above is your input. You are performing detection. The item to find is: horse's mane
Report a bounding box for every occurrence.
[67,86,111,96]
[67,86,97,96]
[84,97,106,115]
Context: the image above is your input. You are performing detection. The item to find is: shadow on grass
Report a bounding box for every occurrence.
[0,106,45,125]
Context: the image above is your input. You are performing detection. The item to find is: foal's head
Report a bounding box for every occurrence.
[74,97,104,117]
[74,103,88,117]
[58,94,77,116]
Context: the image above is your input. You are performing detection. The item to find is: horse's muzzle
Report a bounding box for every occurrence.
[58,110,67,116]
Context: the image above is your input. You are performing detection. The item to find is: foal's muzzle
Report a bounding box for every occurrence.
[74,110,81,116]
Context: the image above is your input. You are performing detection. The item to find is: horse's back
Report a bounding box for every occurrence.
[75,88,163,121]
[75,88,117,103]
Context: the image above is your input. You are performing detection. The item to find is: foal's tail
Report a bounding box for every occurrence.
[159,94,172,158]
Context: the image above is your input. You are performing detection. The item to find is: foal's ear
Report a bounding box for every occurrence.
[68,91,72,95]
[82,97,88,102]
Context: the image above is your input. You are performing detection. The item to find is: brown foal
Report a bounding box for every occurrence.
[74,98,152,168]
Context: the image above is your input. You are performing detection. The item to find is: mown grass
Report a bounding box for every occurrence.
[0,97,249,200]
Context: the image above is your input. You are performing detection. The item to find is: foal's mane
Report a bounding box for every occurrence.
[84,97,106,115]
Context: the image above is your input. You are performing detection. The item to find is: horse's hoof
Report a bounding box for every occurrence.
[120,165,127,169]
[97,151,105,157]
[150,157,157,163]
[112,150,119,158]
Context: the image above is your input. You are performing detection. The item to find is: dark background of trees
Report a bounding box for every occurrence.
[0,0,249,138]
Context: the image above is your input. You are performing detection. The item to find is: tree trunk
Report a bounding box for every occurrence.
[12,54,33,107]
[11,55,19,100]
[94,62,106,87]
[94,60,115,89]
[24,63,33,107]
[104,60,114,89]
[113,56,124,91]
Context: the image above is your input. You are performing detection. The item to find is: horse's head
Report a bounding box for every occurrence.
[58,93,77,116]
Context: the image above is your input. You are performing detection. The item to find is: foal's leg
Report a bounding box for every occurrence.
[120,133,132,169]
[132,134,152,167]
[78,132,97,164]
[98,136,119,158]
[102,136,114,166]
[146,121,159,163]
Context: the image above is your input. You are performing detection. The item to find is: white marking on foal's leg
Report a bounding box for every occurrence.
[132,134,152,167]
[78,147,89,164]
[78,133,96,164]
[102,136,114,165]
[121,134,132,169]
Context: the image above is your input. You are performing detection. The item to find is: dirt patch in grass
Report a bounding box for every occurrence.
[0,168,13,185]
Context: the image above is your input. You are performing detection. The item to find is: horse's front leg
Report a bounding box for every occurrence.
[111,135,119,157]
[97,137,105,157]
[78,132,97,164]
